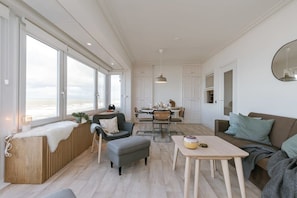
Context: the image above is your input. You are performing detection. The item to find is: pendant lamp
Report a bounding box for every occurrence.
[155,49,167,83]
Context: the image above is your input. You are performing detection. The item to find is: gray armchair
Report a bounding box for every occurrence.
[91,113,134,163]
[43,188,76,198]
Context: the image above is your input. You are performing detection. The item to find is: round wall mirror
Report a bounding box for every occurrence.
[272,39,297,81]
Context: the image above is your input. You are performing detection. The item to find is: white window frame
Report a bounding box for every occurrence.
[109,72,123,111]
[65,48,108,115]
[65,55,96,115]
[20,21,108,127]
[20,21,66,126]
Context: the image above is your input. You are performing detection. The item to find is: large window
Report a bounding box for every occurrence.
[67,56,95,114]
[26,35,58,121]
[110,74,121,108]
[23,24,108,126]
[97,71,106,109]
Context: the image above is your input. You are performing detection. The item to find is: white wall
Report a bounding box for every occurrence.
[153,64,183,107]
[201,1,297,129]
[0,10,19,189]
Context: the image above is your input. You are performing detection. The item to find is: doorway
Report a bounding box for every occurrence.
[219,62,237,119]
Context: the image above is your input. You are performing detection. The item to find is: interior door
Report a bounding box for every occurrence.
[218,62,237,119]
[182,74,201,123]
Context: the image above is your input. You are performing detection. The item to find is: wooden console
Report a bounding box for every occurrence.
[4,122,92,184]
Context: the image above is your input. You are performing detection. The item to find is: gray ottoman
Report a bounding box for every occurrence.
[107,136,151,175]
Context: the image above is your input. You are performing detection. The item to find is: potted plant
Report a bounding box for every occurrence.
[72,112,89,123]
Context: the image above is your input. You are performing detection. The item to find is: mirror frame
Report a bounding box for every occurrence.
[272,39,297,82]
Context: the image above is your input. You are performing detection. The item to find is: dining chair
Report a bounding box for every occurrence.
[170,107,185,123]
[134,107,153,122]
[134,107,153,135]
[170,107,185,134]
[152,110,171,141]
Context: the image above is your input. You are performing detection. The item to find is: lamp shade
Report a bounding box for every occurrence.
[155,74,167,83]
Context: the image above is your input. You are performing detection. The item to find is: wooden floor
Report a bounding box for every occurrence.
[0,123,261,198]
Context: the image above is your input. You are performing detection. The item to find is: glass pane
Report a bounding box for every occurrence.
[26,35,58,120]
[110,75,121,108]
[205,73,214,88]
[224,70,233,115]
[97,71,106,108]
[67,56,95,114]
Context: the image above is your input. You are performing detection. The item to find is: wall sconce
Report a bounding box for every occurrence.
[22,115,32,132]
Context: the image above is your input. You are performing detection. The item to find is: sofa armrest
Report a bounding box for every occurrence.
[214,119,230,135]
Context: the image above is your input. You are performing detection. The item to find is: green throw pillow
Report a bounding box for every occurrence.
[225,113,240,135]
[234,114,274,145]
[225,113,261,135]
[281,134,297,158]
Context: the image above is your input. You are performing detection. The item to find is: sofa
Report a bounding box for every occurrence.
[215,112,297,189]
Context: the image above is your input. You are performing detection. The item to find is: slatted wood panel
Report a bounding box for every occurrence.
[46,135,73,180]
[4,136,47,184]
[4,122,92,184]
[72,123,93,158]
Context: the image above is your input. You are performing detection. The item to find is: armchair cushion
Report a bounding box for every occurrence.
[99,117,119,134]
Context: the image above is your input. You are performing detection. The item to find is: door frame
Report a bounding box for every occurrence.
[218,61,237,119]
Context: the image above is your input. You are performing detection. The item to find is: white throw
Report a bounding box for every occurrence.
[14,121,78,152]
[90,123,101,133]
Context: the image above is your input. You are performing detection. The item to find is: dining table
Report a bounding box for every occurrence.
[139,108,181,118]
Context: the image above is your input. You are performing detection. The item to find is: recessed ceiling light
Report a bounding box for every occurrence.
[86,42,92,46]
[111,62,115,66]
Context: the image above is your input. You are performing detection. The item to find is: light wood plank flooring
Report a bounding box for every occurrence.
[0,123,261,198]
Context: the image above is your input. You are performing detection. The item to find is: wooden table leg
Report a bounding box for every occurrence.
[210,160,215,178]
[91,133,96,152]
[234,157,246,198]
[221,160,232,198]
[194,159,200,198]
[172,144,179,170]
[98,133,102,164]
[184,157,191,198]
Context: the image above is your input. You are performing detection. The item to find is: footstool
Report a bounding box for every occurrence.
[107,136,151,175]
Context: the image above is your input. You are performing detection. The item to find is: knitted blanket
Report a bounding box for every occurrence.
[262,150,297,198]
[240,144,277,179]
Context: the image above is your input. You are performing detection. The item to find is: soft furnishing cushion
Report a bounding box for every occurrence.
[225,113,261,135]
[225,112,240,135]
[234,114,274,145]
[281,134,297,158]
[99,117,119,134]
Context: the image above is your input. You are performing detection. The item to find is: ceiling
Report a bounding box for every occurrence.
[9,0,294,69]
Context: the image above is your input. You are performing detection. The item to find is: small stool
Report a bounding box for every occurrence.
[107,136,151,175]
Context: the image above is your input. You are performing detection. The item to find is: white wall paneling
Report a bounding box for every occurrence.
[182,65,201,123]
[133,66,153,111]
